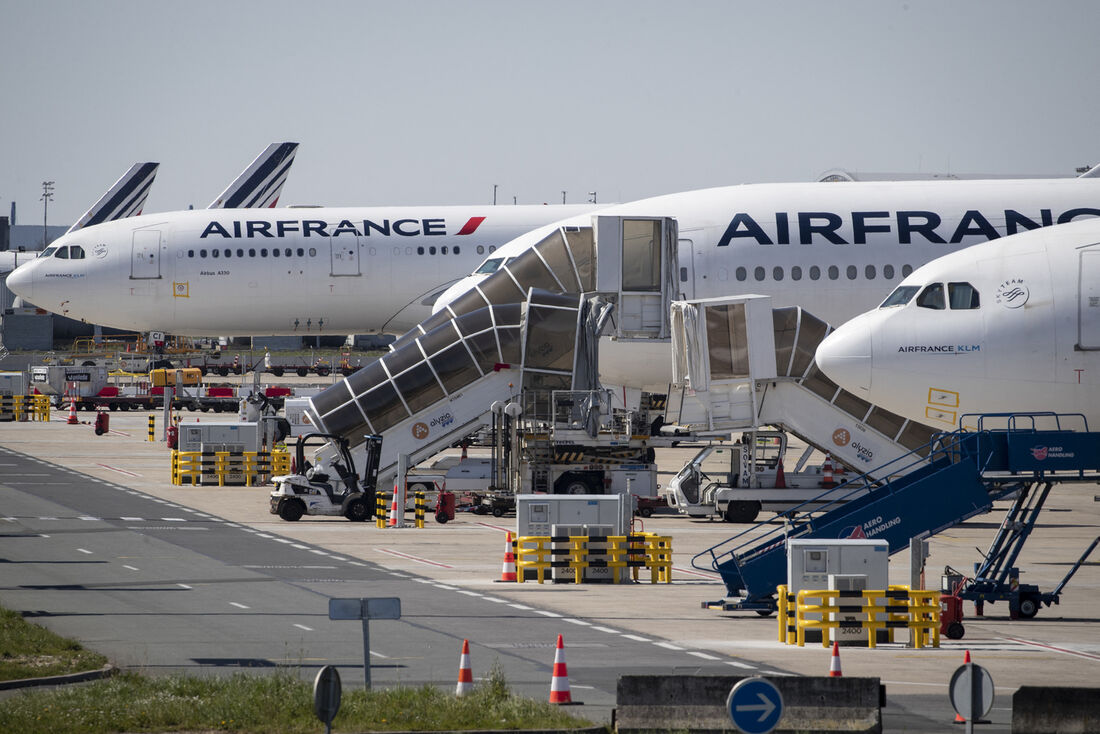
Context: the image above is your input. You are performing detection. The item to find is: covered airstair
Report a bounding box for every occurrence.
[693,412,1100,613]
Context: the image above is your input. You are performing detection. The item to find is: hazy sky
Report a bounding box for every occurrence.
[3,0,1100,225]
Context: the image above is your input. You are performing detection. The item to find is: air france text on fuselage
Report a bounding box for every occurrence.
[717,207,1100,246]
[199,216,486,239]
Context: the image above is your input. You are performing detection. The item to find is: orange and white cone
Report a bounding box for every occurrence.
[388,485,399,527]
[456,639,473,696]
[822,453,834,488]
[829,640,842,677]
[500,531,517,582]
[953,650,972,723]
[549,634,574,704]
[66,389,79,425]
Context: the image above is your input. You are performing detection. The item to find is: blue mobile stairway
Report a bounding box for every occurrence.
[694,413,1100,614]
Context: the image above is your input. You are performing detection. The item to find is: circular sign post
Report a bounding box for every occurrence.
[949,662,994,733]
[313,664,342,734]
[727,677,784,734]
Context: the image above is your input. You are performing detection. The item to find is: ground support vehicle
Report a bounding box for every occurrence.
[470,491,516,518]
[269,433,381,522]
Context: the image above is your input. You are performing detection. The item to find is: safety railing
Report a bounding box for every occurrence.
[375,490,428,529]
[778,584,940,648]
[514,533,672,584]
[171,450,290,486]
[0,394,51,422]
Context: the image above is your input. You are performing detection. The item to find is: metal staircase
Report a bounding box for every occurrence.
[693,414,1100,611]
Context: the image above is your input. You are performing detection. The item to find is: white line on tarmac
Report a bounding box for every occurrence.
[687,651,721,660]
[622,634,651,642]
[79,516,98,521]
[591,626,620,633]
[725,661,756,669]
[509,604,533,611]
[120,517,143,521]
[122,565,138,571]
[177,584,192,589]
[39,534,49,538]
[346,561,366,567]
[291,544,309,550]
[293,624,313,631]
[77,548,92,554]
[653,642,684,650]
[229,602,249,609]
[456,590,483,597]
[95,463,141,478]
[162,518,186,522]
[374,547,454,568]
[535,610,562,617]
[564,619,591,626]
[482,596,510,604]
[434,584,458,590]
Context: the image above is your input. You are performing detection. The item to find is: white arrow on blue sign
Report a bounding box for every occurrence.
[727,677,784,734]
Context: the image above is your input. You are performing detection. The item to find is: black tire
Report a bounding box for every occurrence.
[271,367,284,377]
[756,608,775,617]
[218,366,229,377]
[492,506,505,518]
[1018,596,1040,619]
[435,512,449,524]
[638,506,654,518]
[108,402,119,412]
[407,482,429,496]
[723,500,762,523]
[946,621,965,639]
[344,497,370,522]
[82,360,96,366]
[316,367,330,377]
[198,366,208,376]
[278,499,305,522]
[212,403,224,413]
[296,367,308,377]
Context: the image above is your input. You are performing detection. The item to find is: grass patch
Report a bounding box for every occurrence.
[0,607,108,681]
[0,664,599,733]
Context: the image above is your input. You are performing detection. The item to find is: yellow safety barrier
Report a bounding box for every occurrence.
[780,585,940,649]
[171,449,290,486]
[0,394,50,422]
[376,492,389,528]
[414,490,426,529]
[514,533,672,584]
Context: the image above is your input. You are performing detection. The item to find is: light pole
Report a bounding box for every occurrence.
[493,184,498,205]
[40,181,54,248]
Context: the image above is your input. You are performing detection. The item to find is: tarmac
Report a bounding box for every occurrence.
[1,400,1098,732]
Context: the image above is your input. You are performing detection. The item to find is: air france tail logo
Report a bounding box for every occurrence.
[995,279,1030,308]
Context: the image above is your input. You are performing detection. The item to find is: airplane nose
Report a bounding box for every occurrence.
[5,263,33,302]
[816,323,872,393]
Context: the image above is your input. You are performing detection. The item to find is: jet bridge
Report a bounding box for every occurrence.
[663,295,935,515]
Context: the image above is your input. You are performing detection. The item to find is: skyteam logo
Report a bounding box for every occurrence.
[995,278,1030,308]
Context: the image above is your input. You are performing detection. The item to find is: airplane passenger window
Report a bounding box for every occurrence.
[488,245,496,253]
[442,246,448,255]
[948,282,980,309]
[261,248,269,257]
[309,248,317,256]
[828,266,839,280]
[475,258,504,274]
[865,265,876,279]
[200,249,207,257]
[477,246,485,254]
[296,248,304,257]
[735,267,747,281]
[773,266,783,281]
[429,246,437,255]
[224,249,232,257]
[248,248,256,257]
[212,249,220,258]
[846,265,857,280]
[284,248,292,257]
[271,248,278,257]
[55,246,70,259]
[902,264,913,276]
[880,285,919,307]
[69,246,85,259]
[754,266,765,281]
[39,247,58,258]
[916,283,946,310]
[884,264,895,279]
[235,248,243,257]
[417,247,425,255]
[188,250,195,258]
[454,246,460,254]
[791,266,802,281]
[809,266,821,281]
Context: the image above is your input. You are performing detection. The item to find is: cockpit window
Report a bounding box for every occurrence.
[916,283,945,310]
[948,282,980,309]
[39,246,58,258]
[55,246,70,259]
[880,285,919,308]
[474,257,504,275]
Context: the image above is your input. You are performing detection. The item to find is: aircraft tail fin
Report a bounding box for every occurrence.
[208,142,299,209]
[1078,163,1100,178]
[66,162,159,234]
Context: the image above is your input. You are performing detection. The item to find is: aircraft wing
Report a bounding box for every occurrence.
[207,142,298,209]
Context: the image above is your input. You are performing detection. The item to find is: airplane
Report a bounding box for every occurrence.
[67,162,160,233]
[814,217,1100,430]
[208,142,298,209]
[5,203,606,334]
[430,176,1100,391]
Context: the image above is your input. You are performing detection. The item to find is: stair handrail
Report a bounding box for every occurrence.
[691,427,976,573]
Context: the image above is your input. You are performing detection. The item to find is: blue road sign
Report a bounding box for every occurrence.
[727,677,784,734]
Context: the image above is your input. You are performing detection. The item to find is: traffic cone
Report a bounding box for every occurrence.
[774,459,787,489]
[549,634,574,704]
[953,650,972,724]
[829,640,842,677]
[66,389,79,425]
[822,453,835,488]
[499,531,517,582]
[388,485,399,527]
[455,639,473,696]
[834,460,846,485]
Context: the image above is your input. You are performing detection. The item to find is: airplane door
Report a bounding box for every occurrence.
[131,230,161,279]
[1078,248,1100,348]
[330,234,361,276]
[594,215,678,339]
[677,238,694,299]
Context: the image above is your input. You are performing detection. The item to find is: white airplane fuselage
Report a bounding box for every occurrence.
[433,179,1100,390]
[815,218,1100,430]
[6,205,601,336]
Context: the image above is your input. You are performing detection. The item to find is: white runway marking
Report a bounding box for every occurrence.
[229,602,249,609]
[77,548,92,554]
[293,624,313,631]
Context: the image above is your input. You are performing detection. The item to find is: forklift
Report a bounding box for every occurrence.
[270,433,381,522]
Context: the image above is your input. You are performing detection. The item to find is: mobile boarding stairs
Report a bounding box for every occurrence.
[693,411,1100,615]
